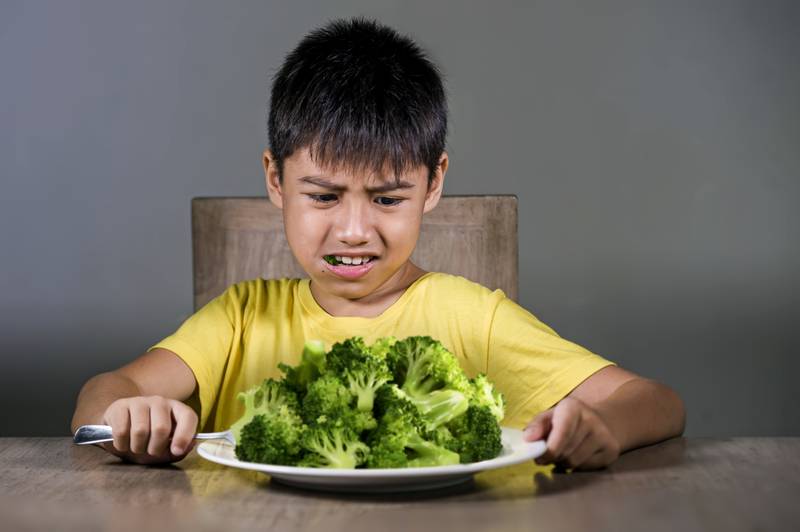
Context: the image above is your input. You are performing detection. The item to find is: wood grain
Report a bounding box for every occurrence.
[1,438,799,532]
[191,195,519,310]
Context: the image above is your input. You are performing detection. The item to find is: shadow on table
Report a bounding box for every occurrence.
[263,475,479,502]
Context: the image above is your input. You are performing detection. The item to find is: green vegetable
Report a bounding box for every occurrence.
[231,336,505,468]
[367,401,459,468]
[229,378,299,443]
[297,410,370,468]
[387,336,471,429]
[446,404,503,463]
[327,337,393,412]
[234,407,305,465]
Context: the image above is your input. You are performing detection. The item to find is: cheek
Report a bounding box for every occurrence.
[283,208,327,252]
[381,214,421,252]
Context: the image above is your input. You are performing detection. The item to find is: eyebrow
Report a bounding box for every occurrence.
[299,175,415,193]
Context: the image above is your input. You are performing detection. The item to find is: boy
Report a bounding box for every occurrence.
[71,18,684,469]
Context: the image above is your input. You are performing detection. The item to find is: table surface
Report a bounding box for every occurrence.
[2,437,799,532]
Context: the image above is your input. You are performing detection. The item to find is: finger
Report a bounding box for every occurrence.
[564,430,598,469]
[579,429,621,470]
[147,401,173,456]
[128,402,151,454]
[105,403,131,453]
[546,401,580,460]
[562,421,591,459]
[524,409,553,442]
[170,403,198,456]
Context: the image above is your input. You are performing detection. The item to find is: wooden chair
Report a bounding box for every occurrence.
[191,196,518,310]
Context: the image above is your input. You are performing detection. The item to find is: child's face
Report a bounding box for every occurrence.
[263,147,447,309]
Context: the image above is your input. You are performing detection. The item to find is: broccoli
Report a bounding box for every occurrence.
[301,374,353,424]
[234,405,305,465]
[325,337,393,412]
[297,411,370,468]
[279,340,327,395]
[369,336,398,358]
[367,404,460,468]
[226,335,506,469]
[229,378,300,443]
[385,336,470,429]
[469,373,506,422]
[446,404,503,463]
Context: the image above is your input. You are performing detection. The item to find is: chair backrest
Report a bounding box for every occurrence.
[191,195,518,310]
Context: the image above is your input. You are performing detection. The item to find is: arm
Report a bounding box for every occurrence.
[523,365,685,469]
[71,348,199,464]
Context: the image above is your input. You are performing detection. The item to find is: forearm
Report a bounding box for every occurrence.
[593,378,685,452]
[70,372,142,433]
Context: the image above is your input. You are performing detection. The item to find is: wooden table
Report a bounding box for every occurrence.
[2,437,798,531]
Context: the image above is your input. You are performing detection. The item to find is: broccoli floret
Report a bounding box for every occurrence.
[369,336,398,358]
[367,405,460,468]
[447,404,503,463]
[301,374,353,424]
[234,406,305,465]
[279,340,327,395]
[388,336,471,396]
[469,373,506,422]
[385,337,470,428]
[325,337,371,375]
[324,337,393,412]
[297,411,370,468]
[229,378,300,442]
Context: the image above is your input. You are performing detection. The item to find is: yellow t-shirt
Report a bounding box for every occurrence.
[150,272,613,431]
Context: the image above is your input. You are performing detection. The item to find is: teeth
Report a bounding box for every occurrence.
[333,255,372,265]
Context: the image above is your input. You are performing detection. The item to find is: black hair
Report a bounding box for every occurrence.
[268,17,447,184]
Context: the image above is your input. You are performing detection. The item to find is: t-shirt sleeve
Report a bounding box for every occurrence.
[485,294,614,428]
[148,286,241,429]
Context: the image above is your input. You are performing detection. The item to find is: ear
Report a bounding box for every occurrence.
[263,149,283,209]
[423,151,448,214]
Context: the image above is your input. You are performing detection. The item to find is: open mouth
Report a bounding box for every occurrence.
[323,255,377,266]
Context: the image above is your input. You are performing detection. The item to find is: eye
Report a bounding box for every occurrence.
[308,193,338,204]
[375,197,403,207]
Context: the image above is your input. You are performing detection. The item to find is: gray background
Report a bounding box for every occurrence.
[2,0,798,437]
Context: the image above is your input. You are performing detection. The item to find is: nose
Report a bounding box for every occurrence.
[334,198,373,247]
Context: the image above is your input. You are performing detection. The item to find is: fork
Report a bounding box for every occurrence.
[72,424,236,446]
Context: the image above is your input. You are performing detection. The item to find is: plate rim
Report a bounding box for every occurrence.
[197,426,546,478]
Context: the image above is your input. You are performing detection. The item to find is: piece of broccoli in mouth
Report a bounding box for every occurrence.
[323,255,338,265]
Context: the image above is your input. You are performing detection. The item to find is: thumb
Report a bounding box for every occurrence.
[523,409,553,442]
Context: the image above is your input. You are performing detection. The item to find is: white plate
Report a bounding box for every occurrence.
[197,427,546,493]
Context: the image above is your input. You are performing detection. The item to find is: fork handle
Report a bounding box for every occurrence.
[72,424,230,445]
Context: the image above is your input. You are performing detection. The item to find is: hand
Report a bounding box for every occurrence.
[101,396,198,465]
[523,396,621,470]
